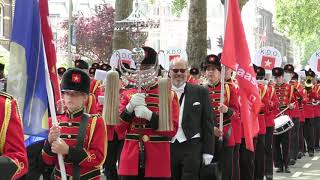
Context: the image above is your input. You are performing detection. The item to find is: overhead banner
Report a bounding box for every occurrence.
[308,49,320,75]
[110,49,136,69]
[254,46,282,72]
[158,47,188,71]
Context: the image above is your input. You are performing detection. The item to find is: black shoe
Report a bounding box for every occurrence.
[309,152,314,157]
[297,152,303,159]
[265,174,273,180]
[276,167,284,173]
[288,159,296,165]
[284,167,291,173]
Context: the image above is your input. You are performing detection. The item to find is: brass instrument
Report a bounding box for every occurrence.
[304,76,313,91]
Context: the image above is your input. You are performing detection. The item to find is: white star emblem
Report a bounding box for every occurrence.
[264,59,272,67]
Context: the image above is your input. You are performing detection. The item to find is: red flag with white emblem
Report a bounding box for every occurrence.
[220,0,261,152]
[261,55,275,70]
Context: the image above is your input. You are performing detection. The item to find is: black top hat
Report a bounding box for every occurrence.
[89,67,96,75]
[284,64,294,73]
[61,68,90,94]
[75,60,89,70]
[272,67,284,77]
[0,63,4,71]
[190,67,200,75]
[57,67,66,76]
[292,72,299,80]
[142,46,157,65]
[305,68,315,78]
[204,54,221,71]
[100,63,111,71]
[256,66,265,79]
[91,63,100,69]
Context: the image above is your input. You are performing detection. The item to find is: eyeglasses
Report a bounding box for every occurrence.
[172,69,187,73]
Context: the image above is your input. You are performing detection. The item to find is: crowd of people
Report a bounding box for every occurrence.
[1,46,320,180]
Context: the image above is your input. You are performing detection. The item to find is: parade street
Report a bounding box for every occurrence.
[274,151,320,179]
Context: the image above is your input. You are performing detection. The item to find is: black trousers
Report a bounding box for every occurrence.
[304,118,315,153]
[299,122,306,153]
[313,117,320,149]
[104,133,124,180]
[273,130,290,168]
[233,144,240,180]
[171,138,202,180]
[289,118,300,160]
[254,135,265,179]
[239,138,255,180]
[264,127,274,177]
[19,140,53,180]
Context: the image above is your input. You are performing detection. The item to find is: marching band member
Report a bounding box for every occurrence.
[0,91,28,179]
[117,47,179,180]
[254,65,269,180]
[272,67,296,173]
[284,65,303,165]
[42,68,107,179]
[204,54,239,180]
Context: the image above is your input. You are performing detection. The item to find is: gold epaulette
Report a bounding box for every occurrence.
[90,114,101,118]
[0,91,13,100]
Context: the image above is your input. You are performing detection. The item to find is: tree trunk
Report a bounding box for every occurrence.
[186,0,207,68]
[112,0,133,52]
[239,0,248,11]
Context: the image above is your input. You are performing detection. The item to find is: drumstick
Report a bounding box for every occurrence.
[275,102,296,117]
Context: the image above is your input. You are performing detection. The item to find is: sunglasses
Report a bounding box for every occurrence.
[172,69,187,73]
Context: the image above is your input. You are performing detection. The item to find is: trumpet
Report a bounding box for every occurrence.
[304,76,313,90]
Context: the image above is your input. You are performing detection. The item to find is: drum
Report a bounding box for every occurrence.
[273,115,294,135]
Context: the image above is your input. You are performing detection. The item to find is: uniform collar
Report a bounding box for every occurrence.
[66,107,84,119]
[208,81,220,88]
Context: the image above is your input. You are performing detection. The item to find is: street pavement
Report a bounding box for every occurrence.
[46,151,320,180]
[274,151,320,179]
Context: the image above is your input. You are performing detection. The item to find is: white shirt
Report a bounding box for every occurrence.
[171,83,200,143]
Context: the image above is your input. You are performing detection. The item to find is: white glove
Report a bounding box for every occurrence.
[134,105,153,121]
[202,154,213,166]
[126,93,146,113]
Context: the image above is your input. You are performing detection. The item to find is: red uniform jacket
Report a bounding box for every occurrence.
[186,75,199,85]
[265,84,280,127]
[207,82,239,147]
[227,79,242,144]
[258,83,270,135]
[274,82,297,116]
[0,92,28,179]
[287,81,303,119]
[313,84,320,118]
[117,84,179,178]
[42,109,107,180]
[302,86,318,119]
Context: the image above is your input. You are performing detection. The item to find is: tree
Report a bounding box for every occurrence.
[300,34,320,67]
[186,0,207,67]
[171,0,188,17]
[112,0,133,50]
[275,0,320,43]
[60,4,115,63]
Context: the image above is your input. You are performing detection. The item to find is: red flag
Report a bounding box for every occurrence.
[169,55,180,61]
[221,0,261,151]
[317,59,320,72]
[261,55,276,70]
[39,0,61,104]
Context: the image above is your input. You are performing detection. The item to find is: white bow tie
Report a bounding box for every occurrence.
[172,85,185,94]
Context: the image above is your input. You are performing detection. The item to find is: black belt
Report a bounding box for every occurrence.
[59,122,80,127]
[60,134,77,139]
[216,119,231,127]
[133,124,152,129]
[279,105,287,110]
[259,112,265,115]
[54,168,101,180]
[126,134,171,142]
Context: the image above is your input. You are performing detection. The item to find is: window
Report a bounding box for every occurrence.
[0,5,3,37]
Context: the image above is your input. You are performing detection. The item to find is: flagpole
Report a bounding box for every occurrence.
[43,41,67,180]
[219,0,229,141]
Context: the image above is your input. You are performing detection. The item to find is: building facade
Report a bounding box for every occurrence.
[0,0,14,50]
